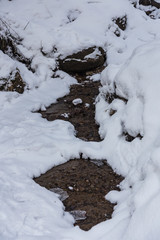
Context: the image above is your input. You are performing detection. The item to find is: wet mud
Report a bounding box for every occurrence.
[34,158,123,231]
[35,67,123,231]
[39,69,103,141]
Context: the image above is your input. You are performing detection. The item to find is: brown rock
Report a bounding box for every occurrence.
[58,46,106,73]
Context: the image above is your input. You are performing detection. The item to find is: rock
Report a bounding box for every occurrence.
[49,187,69,201]
[139,0,151,5]
[69,210,86,221]
[139,0,160,8]
[113,15,127,31]
[72,98,83,106]
[58,46,106,73]
[0,69,25,94]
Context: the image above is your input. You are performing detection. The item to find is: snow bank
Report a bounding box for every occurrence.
[97,41,160,239]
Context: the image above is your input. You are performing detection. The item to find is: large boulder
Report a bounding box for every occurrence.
[58,46,106,73]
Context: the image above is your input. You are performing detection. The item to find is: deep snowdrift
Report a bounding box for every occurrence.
[1,0,160,239]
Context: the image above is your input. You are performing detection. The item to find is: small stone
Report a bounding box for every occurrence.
[49,187,69,201]
[69,210,86,221]
[72,98,83,105]
[113,15,127,31]
[109,109,117,116]
[85,103,90,108]
[61,113,70,118]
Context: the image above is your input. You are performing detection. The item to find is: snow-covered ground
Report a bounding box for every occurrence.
[1,0,160,239]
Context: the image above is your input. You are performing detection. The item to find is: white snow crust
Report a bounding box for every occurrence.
[1,0,160,239]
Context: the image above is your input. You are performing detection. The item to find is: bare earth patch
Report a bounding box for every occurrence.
[34,67,123,230]
[34,158,123,231]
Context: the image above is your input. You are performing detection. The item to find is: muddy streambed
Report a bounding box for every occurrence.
[34,158,123,231]
[34,69,123,231]
[39,73,101,142]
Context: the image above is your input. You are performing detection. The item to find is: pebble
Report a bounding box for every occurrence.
[72,98,83,105]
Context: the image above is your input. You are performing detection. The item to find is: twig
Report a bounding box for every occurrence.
[23,21,30,30]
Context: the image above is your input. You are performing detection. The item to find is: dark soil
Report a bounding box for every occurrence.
[39,69,104,141]
[35,66,123,231]
[34,158,123,231]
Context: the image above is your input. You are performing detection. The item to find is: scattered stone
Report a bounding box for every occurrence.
[58,46,106,73]
[139,0,160,8]
[49,187,69,201]
[72,98,83,105]
[70,210,86,221]
[0,69,25,94]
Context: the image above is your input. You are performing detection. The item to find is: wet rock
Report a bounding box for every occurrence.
[0,69,25,94]
[49,187,69,201]
[58,47,106,73]
[139,0,160,8]
[0,21,32,69]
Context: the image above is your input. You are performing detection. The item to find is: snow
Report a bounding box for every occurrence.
[1,0,160,239]
[84,48,101,59]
